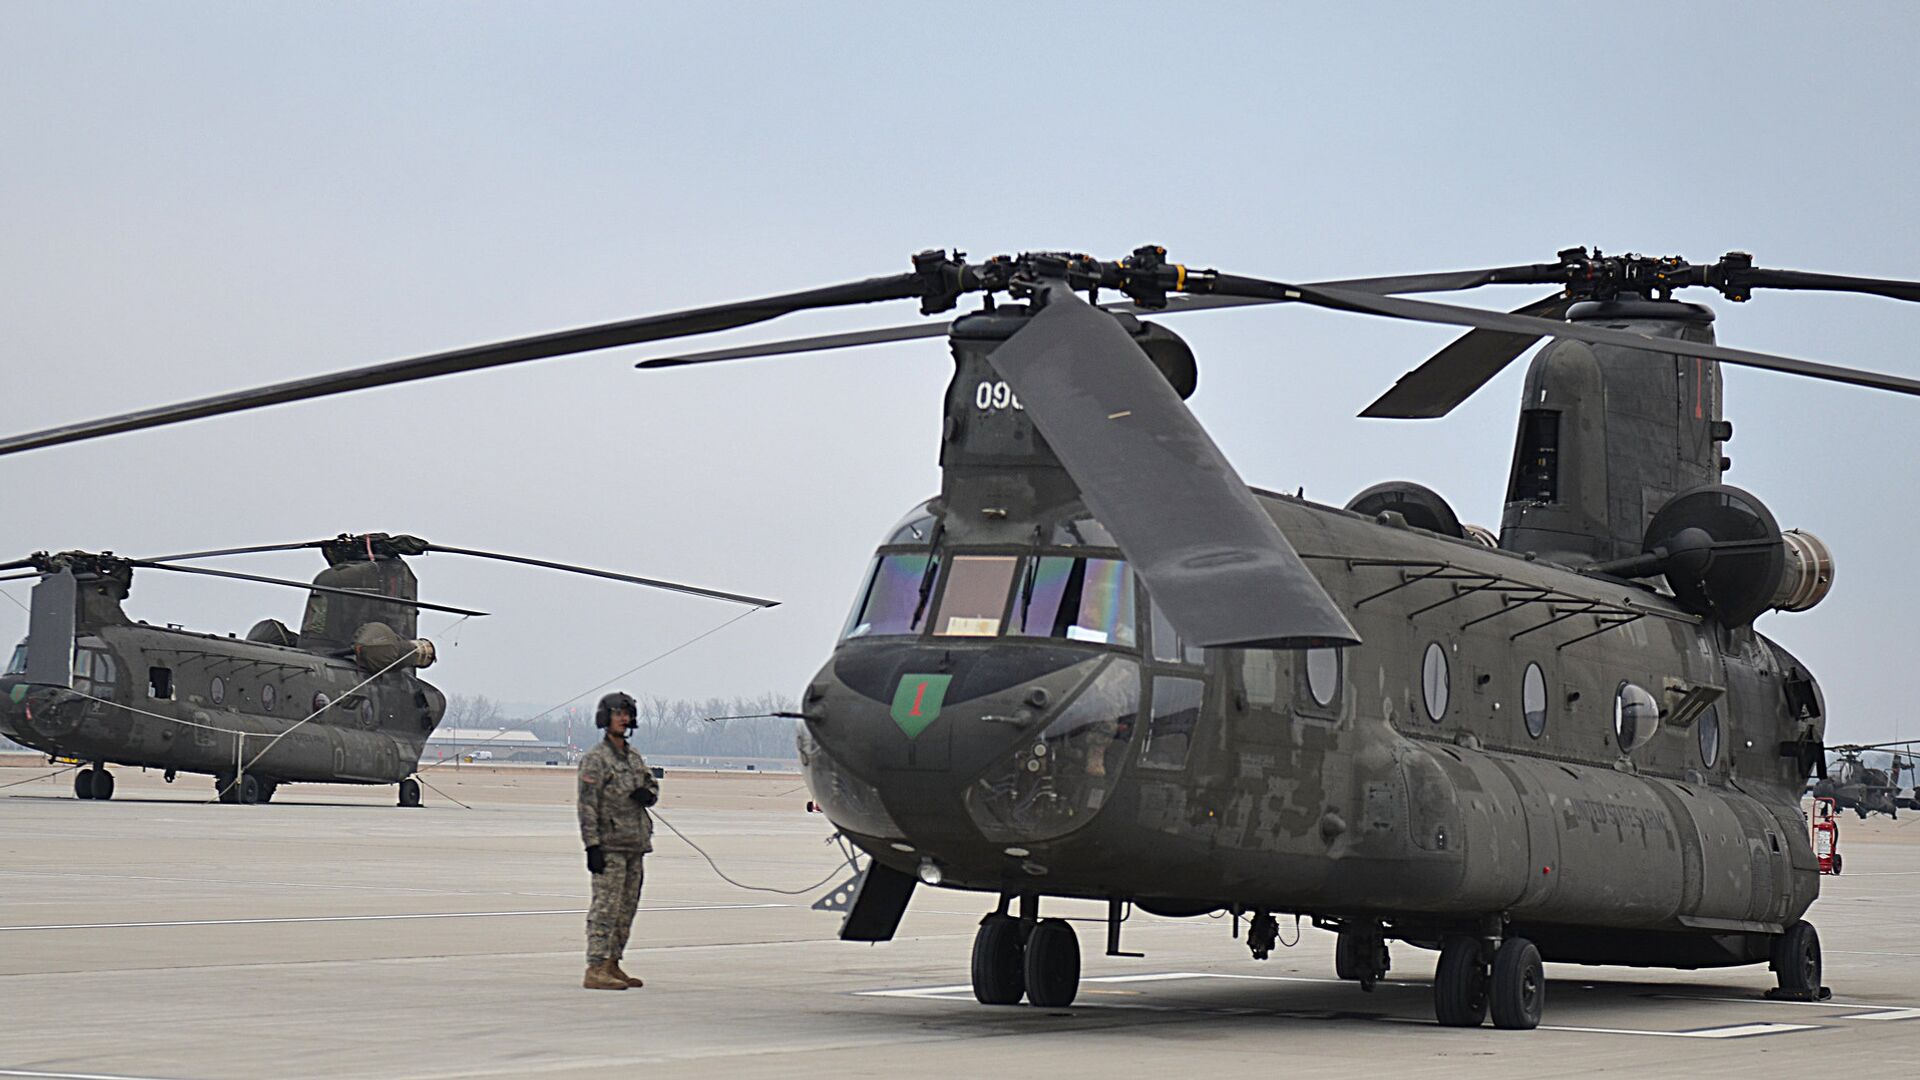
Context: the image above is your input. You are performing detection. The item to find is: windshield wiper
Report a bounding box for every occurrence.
[908,521,945,631]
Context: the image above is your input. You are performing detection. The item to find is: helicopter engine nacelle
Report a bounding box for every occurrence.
[1772,528,1834,612]
[1643,484,1834,624]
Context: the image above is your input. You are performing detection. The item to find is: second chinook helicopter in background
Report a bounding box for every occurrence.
[5,243,1920,1029]
[0,533,774,805]
[1811,740,1920,818]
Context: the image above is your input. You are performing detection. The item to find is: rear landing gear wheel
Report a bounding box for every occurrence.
[1434,934,1490,1027]
[1023,918,1081,1008]
[398,777,422,808]
[970,914,1025,1005]
[1488,937,1544,1030]
[1771,921,1824,1000]
[74,768,97,800]
[237,773,261,805]
[92,769,114,800]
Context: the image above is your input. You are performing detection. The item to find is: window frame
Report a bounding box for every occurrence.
[1421,641,1450,723]
[1522,662,1548,739]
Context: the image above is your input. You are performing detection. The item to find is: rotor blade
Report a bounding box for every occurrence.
[0,273,927,458]
[422,545,778,608]
[1741,267,1920,303]
[0,558,41,574]
[986,282,1358,649]
[1266,281,1920,401]
[0,571,43,583]
[636,264,1571,368]
[127,560,488,617]
[138,541,324,564]
[1359,294,1574,419]
[637,322,950,369]
[1832,739,1920,752]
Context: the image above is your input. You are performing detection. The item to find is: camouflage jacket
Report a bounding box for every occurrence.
[576,738,659,854]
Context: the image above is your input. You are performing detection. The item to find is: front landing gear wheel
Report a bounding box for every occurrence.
[1771,921,1824,1000]
[92,769,114,800]
[74,768,96,800]
[1488,937,1544,1029]
[1336,924,1391,990]
[1023,918,1081,1008]
[1434,935,1490,1027]
[237,773,261,805]
[971,914,1025,1005]
[398,777,422,808]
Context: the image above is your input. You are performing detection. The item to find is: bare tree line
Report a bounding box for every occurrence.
[443,691,799,760]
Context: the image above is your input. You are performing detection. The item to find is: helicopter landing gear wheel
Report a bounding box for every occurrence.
[1769,921,1826,1001]
[1023,918,1081,1008]
[970,913,1025,1005]
[398,777,422,808]
[74,768,97,800]
[236,773,261,805]
[1434,934,1490,1027]
[1335,922,1391,991]
[1488,937,1544,1030]
[92,768,114,800]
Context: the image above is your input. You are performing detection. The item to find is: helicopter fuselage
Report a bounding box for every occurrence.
[804,488,1823,968]
[1,612,445,788]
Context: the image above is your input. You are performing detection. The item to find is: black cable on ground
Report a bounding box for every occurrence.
[651,808,859,896]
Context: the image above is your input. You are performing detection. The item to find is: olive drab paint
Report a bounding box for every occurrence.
[799,286,1835,997]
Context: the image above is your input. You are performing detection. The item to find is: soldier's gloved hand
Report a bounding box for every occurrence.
[630,786,658,808]
[585,844,607,874]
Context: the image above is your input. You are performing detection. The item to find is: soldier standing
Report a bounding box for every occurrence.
[577,690,660,990]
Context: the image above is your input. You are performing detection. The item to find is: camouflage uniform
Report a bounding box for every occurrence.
[578,737,660,964]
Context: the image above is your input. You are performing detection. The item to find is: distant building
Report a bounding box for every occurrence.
[424,727,573,764]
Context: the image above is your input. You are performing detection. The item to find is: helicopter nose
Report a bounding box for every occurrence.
[805,642,1116,860]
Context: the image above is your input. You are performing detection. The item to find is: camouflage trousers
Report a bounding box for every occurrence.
[586,850,645,963]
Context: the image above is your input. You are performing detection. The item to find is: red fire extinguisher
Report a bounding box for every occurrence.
[1812,797,1842,876]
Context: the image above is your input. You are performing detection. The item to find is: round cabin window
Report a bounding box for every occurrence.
[1614,682,1660,752]
[1698,704,1722,767]
[1522,663,1547,738]
[261,684,277,712]
[209,676,225,706]
[1422,642,1450,722]
[1306,648,1341,708]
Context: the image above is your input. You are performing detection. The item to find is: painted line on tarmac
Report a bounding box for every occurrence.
[0,903,786,932]
[0,1069,195,1080]
[1655,992,1920,1019]
[1539,1022,1818,1038]
[863,974,1821,1038]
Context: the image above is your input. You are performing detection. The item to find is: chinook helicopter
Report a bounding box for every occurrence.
[4,245,1920,1029]
[1810,741,1920,818]
[0,534,775,804]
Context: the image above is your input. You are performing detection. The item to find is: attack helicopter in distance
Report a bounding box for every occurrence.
[1811,741,1920,818]
[5,244,1920,1030]
[0,533,775,805]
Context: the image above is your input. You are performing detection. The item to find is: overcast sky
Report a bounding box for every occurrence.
[3,3,1918,743]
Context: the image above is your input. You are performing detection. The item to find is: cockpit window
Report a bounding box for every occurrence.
[931,556,1019,637]
[1011,557,1137,646]
[5,643,25,676]
[844,552,939,639]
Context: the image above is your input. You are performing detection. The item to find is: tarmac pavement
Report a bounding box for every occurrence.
[3,759,1918,1079]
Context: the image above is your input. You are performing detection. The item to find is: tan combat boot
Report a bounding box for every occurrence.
[583,961,628,990]
[607,959,645,988]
